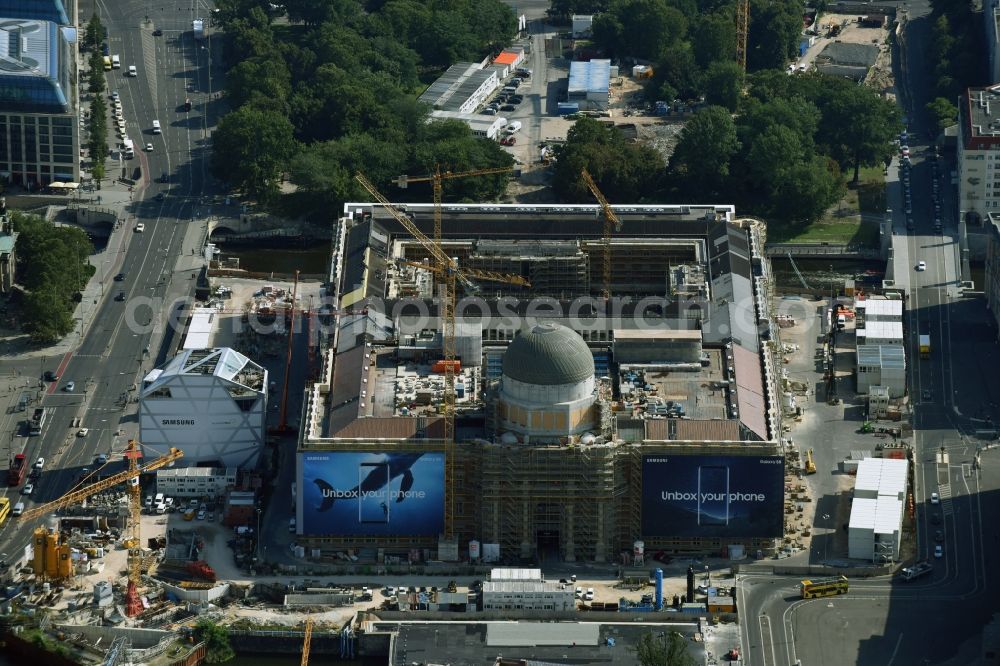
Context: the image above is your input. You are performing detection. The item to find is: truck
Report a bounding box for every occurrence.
[900,561,933,581]
[28,407,46,436]
[7,454,26,486]
[919,334,931,359]
[192,18,205,40]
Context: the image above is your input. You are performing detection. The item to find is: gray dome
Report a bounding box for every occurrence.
[502,323,594,386]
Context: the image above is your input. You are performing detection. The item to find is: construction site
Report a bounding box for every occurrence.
[297,177,789,565]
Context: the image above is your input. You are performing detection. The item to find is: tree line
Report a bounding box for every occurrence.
[11,212,95,343]
[924,0,988,133]
[82,14,108,185]
[555,71,901,230]
[210,0,519,210]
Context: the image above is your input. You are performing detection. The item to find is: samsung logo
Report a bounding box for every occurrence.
[161,419,195,426]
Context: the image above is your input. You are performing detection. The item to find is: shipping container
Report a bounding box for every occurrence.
[557,102,580,115]
[432,360,461,373]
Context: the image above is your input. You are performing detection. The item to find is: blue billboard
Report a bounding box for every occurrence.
[300,451,445,536]
[642,455,784,538]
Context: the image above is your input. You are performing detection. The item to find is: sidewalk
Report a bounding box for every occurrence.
[0,174,202,361]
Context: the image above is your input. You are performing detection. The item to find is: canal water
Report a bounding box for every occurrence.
[769,258,886,293]
[208,250,985,294]
[214,244,331,275]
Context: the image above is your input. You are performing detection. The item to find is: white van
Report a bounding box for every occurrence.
[12,501,24,516]
[505,120,522,134]
[152,119,161,134]
[111,54,121,69]
[123,137,134,158]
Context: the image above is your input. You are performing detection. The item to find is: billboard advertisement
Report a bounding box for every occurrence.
[300,451,445,536]
[642,455,784,538]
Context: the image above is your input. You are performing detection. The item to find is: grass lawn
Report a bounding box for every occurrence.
[770,166,885,246]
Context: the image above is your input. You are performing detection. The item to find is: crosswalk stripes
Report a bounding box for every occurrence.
[938,483,955,516]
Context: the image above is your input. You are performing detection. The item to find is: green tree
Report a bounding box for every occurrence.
[22,288,74,343]
[552,117,663,202]
[691,11,735,69]
[667,105,739,199]
[88,50,106,94]
[225,57,293,109]
[593,0,688,60]
[211,106,297,201]
[926,97,958,133]
[88,95,108,164]
[703,61,743,111]
[648,43,701,101]
[83,13,106,51]
[634,630,697,666]
[747,0,801,71]
[11,212,94,342]
[770,155,844,222]
[818,83,901,183]
[194,620,235,664]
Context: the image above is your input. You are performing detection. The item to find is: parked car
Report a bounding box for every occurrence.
[196,509,206,520]
[500,104,515,111]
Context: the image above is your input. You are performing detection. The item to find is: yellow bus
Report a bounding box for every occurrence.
[103,56,112,71]
[800,575,848,598]
[0,497,10,526]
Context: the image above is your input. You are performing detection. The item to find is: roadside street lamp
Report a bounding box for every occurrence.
[256,507,262,562]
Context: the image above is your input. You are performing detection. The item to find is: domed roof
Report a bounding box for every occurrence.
[502,323,594,386]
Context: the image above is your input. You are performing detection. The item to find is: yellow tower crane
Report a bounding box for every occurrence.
[355,172,529,538]
[396,165,514,242]
[301,617,314,666]
[580,169,623,299]
[736,0,750,74]
[18,440,183,614]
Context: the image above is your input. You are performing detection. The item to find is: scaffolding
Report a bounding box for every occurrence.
[469,240,589,298]
[479,444,618,562]
[580,240,701,297]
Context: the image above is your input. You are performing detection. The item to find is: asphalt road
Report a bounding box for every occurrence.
[739,2,1000,663]
[0,1,219,564]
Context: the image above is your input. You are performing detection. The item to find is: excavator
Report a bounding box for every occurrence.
[805,449,817,474]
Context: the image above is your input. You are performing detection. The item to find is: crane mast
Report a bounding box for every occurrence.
[18,440,183,616]
[396,165,514,242]
[354,173,528,538]
[580,169,623,299]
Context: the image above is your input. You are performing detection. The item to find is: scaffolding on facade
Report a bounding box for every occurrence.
[479,444,618,562]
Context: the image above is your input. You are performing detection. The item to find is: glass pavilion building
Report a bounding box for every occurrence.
[0,0,79,186]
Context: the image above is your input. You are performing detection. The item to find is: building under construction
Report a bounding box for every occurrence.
[298,203,786,563]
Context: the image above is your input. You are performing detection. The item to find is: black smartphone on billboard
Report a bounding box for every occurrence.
[359,462,390,524]
[697,465,730,526]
